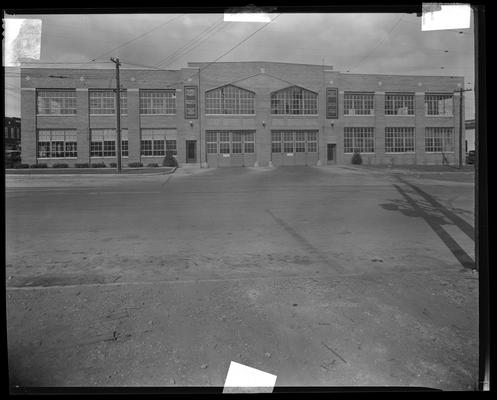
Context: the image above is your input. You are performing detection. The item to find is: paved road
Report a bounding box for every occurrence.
[6,166,477,390]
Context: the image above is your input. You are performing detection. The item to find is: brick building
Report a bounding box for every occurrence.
[4,116,21,150]
[20,61,464,167]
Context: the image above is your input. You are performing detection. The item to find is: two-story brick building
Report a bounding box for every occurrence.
[20,61,464,167]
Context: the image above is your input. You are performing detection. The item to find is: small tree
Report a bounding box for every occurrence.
[351,149,363,165]
[163,150,178,167]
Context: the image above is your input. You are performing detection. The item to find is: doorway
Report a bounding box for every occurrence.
[327,143,336,164]
[186,140,197,163]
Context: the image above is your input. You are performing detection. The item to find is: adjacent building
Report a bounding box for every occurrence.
[465,119,475,153]
[20,61,465,167]
[4,117,21,150]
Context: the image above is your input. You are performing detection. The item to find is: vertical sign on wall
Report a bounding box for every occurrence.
[184,86,198,119]
[326,88,338,119]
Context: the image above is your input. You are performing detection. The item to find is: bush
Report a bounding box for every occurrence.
[110,163,117,168]
[128,162,143,168]
[162,151,178,167]
[15,163,30,169]
[351,150,363,165]
[90,162,106,168]
[30,163,48,168]
[53,163,69,168]
[75,163,90,168]
[147,163,159,167]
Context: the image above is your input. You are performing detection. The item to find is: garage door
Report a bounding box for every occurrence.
[271,130,318,166]
[206,130,256,167]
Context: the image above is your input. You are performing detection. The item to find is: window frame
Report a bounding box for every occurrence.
[343,127,375,153]
[36,89,77,115]
[37,129,78,159]
[385,127,415,153]
[89,89,127,116]
[271,86,318,116]
[343,92,375,116]
[424,93,454,117]
[425,127,454,153]
[205,85,255,115]
[385,92,415,116]
[139,89,177,115]
[90,129,128,158]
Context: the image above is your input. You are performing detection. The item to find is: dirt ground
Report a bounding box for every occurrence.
[5,165,478,390]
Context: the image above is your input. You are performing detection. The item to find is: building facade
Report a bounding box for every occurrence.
[4,116,21,150]
[20,61,464,167]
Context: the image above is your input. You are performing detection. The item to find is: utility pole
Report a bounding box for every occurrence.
[455,87,472,169]
[111,57,122,173]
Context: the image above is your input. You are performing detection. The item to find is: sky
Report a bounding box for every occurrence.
[3,10,475,119]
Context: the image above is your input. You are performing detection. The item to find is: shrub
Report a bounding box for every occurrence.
[75,163,90,168]
[147,163,159,167]
[351,150,363,165]
[162,151,178,167]
[90,162,106,168]
[53,163,69,168]
[128,162,143,168]
[15,163,30,169]
[110,163,117,168]
[30,163,48,168]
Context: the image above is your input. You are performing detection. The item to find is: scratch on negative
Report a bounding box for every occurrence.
[321,342,347,364]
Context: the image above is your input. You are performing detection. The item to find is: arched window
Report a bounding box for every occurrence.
[271,86,318,115]
[205,85,255,114]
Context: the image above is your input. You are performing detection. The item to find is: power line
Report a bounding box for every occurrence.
[349,15,405,72]
[153,17,225,68]
[90,14,184,62]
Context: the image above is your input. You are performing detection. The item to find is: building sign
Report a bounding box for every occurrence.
[184,86,198,119]
[326,88,338,119]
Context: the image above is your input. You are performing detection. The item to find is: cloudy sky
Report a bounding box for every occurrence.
[3,11,475,118]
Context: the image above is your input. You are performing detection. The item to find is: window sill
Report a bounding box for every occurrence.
[344,114,375,117]
[37,157,78,159]
[425,115,454,117]
[385,115,415,117]
[425,151,455,154]
[271,114,319,117]
[344,152,376,154]
[90,114,128,116]
[385,152,416,154]
[140,113,177,116]
[37,114,77,116]
[205,114,256,117]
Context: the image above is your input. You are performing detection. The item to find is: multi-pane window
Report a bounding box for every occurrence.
[271,86,318,115]
[205,85,255,114]
[385,93,415,115]
[344,127,375,153]
[385,127,415,153]
[140,90,176,115]
[37,90,77,114]
[271,130,318,153]
[425,94,453,116]
[121,130,128,157]
[165,140,177,156]
[206,131,218,154]
[344,92,375,115]
[37,130,77,158]
[425,127,454,152]
[140,129,176,156]
[89,90,127,115]
[205,131,255,154]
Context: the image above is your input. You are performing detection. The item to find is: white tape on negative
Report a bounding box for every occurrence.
[421,4,471,31]
[223,361,277,394]
[4,19,42,66]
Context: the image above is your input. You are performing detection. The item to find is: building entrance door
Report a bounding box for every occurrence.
[186,140,197,163]
[327,144,336,164]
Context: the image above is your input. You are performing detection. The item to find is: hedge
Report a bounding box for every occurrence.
[128,162,143,168]
[15,163,30,169]
[30,164,48,168]
[75,163,90,168]
[90,163,107,168]
[53,163,69,168]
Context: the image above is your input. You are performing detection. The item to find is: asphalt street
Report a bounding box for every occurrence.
[5,166,478,390]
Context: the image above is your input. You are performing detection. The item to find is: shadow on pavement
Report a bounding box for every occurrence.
[380,183,475,270]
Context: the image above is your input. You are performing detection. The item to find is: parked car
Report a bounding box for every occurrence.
[5,150,21,168]
[466,150,475,165]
